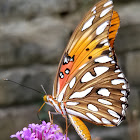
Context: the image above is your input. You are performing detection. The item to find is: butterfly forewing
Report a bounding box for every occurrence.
[53,0,129,127]
[53,0,114,97]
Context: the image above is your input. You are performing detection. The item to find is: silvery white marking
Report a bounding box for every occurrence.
[108,109,120,119]
[94,66,109,76]
[122,104,126,110]
[100,6,113,18]
[101,118,111,124]
[118,73,124,78]
[100,39,108,44]
[57,84,68,102]
[86,113,101,123]
[121,90,127,96]
[98,88,110,96]
[93,10,96,14]
[79,63,87,70]
[64,57,68,64]
[95,56,112,63]
[88,104,98,112]
[109,47,112,51]
[120,97,127,102]
[96,21,109,35]
[104,0,113,7]
[111,60,116,64]
[60,103,66,115]
[122,110,125,116]
[82,15,95,31]
[111,79,126,85]
[52,100,61,113]
[81,72,94,82]
[66,102,79,106]
[69,87,93,99]
[104,42,109,46]
[98,99,112,105]
[69,77,76,89]
[122,84,127,89]
[91,6,96,12]
[115,69,121,73]
[66,108,91,121]
[112,119,119,123]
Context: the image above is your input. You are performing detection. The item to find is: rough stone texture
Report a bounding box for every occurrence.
[0,17,70,66]
[0,65,57,106]
[126,51,140,86]
[0,0,78,20]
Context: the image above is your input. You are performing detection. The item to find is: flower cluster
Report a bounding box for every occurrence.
[11,121,69,140]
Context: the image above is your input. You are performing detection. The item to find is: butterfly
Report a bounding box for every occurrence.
[43,0,130,139]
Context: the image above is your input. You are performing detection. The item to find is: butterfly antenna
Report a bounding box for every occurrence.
[4,79,43,95]
[41,85,47,95]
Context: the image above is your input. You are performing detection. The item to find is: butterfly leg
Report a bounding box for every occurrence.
[64,116,68,140]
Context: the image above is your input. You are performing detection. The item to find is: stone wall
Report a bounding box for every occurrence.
[0,0,139,140]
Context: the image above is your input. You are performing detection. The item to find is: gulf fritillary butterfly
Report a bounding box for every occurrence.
[43,0,130,139]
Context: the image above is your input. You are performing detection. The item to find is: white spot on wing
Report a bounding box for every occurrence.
[98,88,110,96]
[88,104,98,112]
[111,79,126,85]
[115,69,121,73]
[69,87,93,99]
[108,109,120,119]
[121,90,127,96]
[66,108,91,121]
[94,66,109,76]
[57,84,68,102]
[118,73,124,78]
[82,15,95,31]
[95,56,112,63]
[104,0,113,7]
[96,21,109,35]
[98,99,112,105]
[113,119,119,123]
[120,97,127,102]
[101,118,111,124]
[86,113,101,123]
[66,102,79,106]
[100,39,108,44]
[69,77,76,89]
[81,72,94,82]
[100,6,113,17]
[91,6,96,12]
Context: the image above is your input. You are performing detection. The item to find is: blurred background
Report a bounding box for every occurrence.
[0,0,139,140]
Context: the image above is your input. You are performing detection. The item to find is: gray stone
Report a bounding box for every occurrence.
[0,0,78,20]
[0,17,70,66]
[0,65,57,106]
[126,51,140,86]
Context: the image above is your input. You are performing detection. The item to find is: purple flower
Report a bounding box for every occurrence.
[10,121,70,140]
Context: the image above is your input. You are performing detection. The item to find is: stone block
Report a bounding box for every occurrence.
[126,51,140,86]
[0,17,70,66]
[0,65,57,106]
[0,0,78,20]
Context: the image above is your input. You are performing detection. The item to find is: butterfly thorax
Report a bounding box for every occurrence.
[43,95,67,117]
